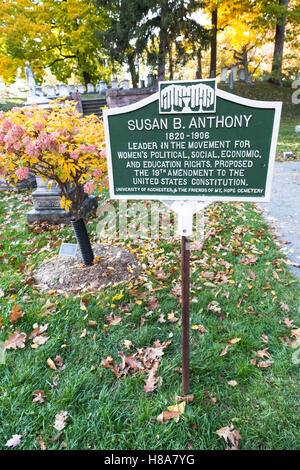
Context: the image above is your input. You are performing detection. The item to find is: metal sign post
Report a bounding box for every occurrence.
[181,234,190,395]
[162,200,210,394]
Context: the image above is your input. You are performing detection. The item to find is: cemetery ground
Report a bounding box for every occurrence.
[0,190,299,450]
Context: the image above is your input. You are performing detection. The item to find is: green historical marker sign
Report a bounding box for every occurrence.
[103,79,282,202]
[103,80,282,395]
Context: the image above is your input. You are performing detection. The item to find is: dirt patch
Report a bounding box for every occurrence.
[34,243,142,294]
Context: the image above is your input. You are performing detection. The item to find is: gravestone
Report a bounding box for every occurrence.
[295,125,300,133]
[44,85,56,98]
[220,67,229,83]
[68,84,75,94]
[122,79,130,90]
[147,74,154,87]
[58,84,68,97]
[140,80,145,88]
[35,86,44,97]
[87,83,95,94]
[229,70,234,90]
[99,81,108,94]
[27,177,98,224]
[111,79,119,89]
[77,84,85,94]
[238,68,246,81]
[231,65,238,81]
[246,72,253,85]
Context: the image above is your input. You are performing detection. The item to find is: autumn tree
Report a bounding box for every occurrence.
[93,0,149,88]
[0,102,107,265]
[0,0,110,86]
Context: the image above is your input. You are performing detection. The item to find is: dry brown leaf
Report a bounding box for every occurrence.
[53,410,68,431]
[220,338,241,356]
[33,334,49,346]
[261,334,269,344]
[216,423,242,450]
[157,410,181,423]
[46,357,57,370]
[29,323,48,339]
[36,437,47,450]
[291,328,300,340]
[9,305,24,324]
[280,301,290,312]
[148,296,159,311]
[255,348,271,359]
[257,360,274,368]
[228,380,238,387]
[4,330,26,350]
[240,255,258,265]
[32,390,46,403]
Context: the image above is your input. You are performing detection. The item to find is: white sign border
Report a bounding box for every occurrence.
[103,85,282,203]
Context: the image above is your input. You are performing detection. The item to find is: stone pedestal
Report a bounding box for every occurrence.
[27,177,98,224]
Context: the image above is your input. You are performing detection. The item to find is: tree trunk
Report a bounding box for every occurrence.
[209,8,218,78]
[271,0,289,84]
[158,1,168,82]
[169,42,174,80]
[128,53,138,88]
[83,71,91,88]
[196,48,202,79]
[71,218,94,266]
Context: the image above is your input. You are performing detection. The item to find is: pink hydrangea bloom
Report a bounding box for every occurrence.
[83,182,95,195]
[16,167,29,181]
[93,168,103,178]
[100,149,106,158]
[59,144,67,154]
[33,121,45,132]
[70,151,79,160]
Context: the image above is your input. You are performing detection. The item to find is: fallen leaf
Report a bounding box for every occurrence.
[257,360,274,368]
[32,390,46,403]
[53,411,68,432]
[228,380,238,387]
[4,330,26,350]
[36,437,47,450]
[216,423,242,450]
[255,348,271,359]
[9,305,24,324]
[5,434,22,448]
[46,357,57,370]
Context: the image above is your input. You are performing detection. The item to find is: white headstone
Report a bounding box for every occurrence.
[99,81,108,94]
[58,84,68,97]
[122,79,130,90]
[111,79,118,89]
[68,84,75,93]
[220,67,228,83]
[77,84,85,94]
[295,125,300,133]
[231,65,238,81]
[44,85,56,98]
[86,83,94,93]
[238,69,246,81]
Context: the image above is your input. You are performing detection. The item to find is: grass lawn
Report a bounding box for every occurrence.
[0,191,299,450]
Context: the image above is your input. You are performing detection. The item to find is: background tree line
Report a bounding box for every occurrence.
[0,0,299,87]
